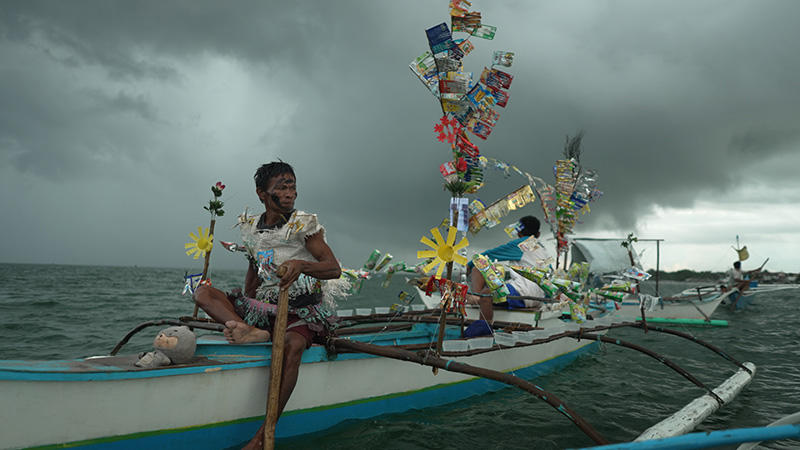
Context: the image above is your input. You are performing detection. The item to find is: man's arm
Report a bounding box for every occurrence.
[278,231,342,288]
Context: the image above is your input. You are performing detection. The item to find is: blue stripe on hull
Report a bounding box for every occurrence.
[44,342,598,449]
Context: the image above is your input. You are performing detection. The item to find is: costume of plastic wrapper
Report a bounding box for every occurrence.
[339,250,412,293]
[215,210,351,317]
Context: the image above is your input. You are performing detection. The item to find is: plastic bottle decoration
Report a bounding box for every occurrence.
[374,254,394,272]
[569,301,587,324]
[472,254,509,303]
[363,250,382,271]
[510,265,559,297]
[381,262,407,288]
[417,226,470,279]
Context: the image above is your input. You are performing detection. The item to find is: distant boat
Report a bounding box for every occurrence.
[615,287,734,321]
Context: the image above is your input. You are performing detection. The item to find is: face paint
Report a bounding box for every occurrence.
[266,175,297,213]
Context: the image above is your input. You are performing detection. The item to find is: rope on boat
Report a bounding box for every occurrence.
[626,322,752,374]
[109,318,224,356]
[328,336,609,446]
[573,332,725,406]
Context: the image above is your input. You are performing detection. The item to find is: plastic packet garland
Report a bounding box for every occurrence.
[411,1,515,198]
[363,249,382,271]
[381,262,407,288]
[472,254,509,303]
[423,276,469,314]
[468,185,535,233]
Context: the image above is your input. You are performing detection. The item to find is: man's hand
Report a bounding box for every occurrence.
[277,260,306,289]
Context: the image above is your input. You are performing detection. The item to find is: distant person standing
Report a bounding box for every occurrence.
[726,261,761,292]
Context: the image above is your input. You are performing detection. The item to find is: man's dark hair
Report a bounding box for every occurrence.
[733,261,741,269]
[254,161,295,191]
[518,216,540,237]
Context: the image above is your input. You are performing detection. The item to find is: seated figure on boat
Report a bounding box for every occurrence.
[725,261,759,293]
[193,161,345,449]
[466,216,550,327]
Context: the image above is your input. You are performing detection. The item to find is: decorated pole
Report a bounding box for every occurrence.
[185,181,225,318]
[263,265,290,450]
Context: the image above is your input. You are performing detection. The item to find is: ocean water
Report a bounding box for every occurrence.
[1,263,798,449]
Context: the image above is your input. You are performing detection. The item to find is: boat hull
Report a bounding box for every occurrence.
[616,290,734,320]
[0,324,598,449]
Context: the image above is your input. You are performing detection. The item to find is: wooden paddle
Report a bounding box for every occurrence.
[263,265,290,450]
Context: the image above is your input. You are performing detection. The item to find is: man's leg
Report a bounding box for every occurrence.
[468,266,494,323]
[276,332,307,416]
[242,331,309,450]
[194,285,269,343]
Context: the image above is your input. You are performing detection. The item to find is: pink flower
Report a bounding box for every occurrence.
[215,181,226,190]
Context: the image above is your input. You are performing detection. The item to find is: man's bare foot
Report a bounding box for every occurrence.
[224,321,270,344]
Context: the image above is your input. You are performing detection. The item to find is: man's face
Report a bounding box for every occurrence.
[261,173,297,213]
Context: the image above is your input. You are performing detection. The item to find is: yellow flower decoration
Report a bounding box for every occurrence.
[185,226,214,259]
[416,226,469,278]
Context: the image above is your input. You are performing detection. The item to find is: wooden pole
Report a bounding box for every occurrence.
[263,266,290,450]
[330,337,608,445]
[433,208,457,374]
[192,218,216,319]
[693,288,712,322]
[655,240,661,297]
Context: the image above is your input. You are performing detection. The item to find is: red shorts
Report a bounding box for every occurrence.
[267,314,316,349]
[227,290,322,349]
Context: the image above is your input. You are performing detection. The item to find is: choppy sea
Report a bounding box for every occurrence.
[1,263,798,449]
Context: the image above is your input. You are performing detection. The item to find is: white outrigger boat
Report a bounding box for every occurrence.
[0,301,759,449]
[613,287,736,322]
[0,309,607,449]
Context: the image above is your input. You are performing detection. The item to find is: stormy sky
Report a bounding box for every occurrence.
[1,0,798,275]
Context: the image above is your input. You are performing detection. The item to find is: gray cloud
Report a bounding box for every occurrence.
[1,0,799,271]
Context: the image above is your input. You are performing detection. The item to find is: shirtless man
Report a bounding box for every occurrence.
[193,161,341,449]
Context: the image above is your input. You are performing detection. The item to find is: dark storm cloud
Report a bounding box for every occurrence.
[1,0,799,269]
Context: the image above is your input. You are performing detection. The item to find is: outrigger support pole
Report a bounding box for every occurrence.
[329,337,609,446]
[572,333,724,406]
[625,323,752,374]
[109,318,224,356]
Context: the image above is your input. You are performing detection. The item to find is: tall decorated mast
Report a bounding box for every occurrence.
[409,2,605,330]
[409,1,524,363]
